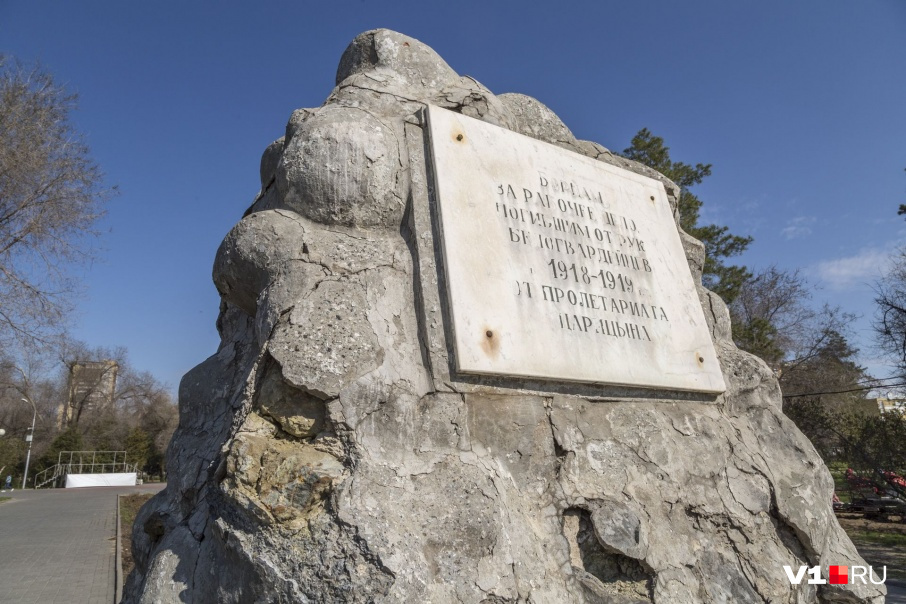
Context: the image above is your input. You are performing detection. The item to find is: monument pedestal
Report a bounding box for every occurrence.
[125,29,884,604]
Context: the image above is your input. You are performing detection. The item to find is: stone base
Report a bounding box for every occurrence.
[124,29,884,604]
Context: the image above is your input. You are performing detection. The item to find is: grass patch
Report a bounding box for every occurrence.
[837,514,906,581]
[0,497,10,504]
[847,529,906,548]
[120,493,154,579]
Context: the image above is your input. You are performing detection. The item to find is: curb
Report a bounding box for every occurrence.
[115,493,123,604]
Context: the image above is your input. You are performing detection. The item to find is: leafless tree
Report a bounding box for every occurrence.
[0,56,113,345]
[731,266,859,386]
[55,340,177,454]
[0,347,65,476]
[875,250,906,379]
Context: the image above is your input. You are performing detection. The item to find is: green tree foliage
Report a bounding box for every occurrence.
[782,330,867,394]
[124,427,152,474]
[621,128,752,302]
[838,411,906,500]
[782,325,904,502]
[780,328,871,436]
[0,434,25,484]
[81,409,120,452]
[33,427,84,476]
[782,399,839,461]
[785,400,906,501]
[732,266,895,496]
[732,317,783,365]
[1,338,178,482]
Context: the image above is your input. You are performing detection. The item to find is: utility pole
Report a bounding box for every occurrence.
[21,398,36,489]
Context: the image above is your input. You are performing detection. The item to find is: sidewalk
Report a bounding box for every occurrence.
[0,484,163,604]
[889,578,906,604]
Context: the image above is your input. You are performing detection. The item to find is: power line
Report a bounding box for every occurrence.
[782,382,906,399]
[853,375,905,386]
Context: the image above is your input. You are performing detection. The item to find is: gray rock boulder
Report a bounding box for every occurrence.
[125,29,884,603]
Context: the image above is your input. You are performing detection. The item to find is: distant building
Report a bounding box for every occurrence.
[58,360,118,427]
[877,397,906,415]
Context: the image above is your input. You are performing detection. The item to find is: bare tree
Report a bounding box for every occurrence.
[731,266,858,384]
[732,267,906,500]
[0,347,63,436]
[0,56,113,345]
[55,339,177,458]
[0,347,67,481]
[875,249,906,378]
[2,335,178,482]
[731,266,816,365]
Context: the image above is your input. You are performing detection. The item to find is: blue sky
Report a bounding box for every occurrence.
[2,1,905,391]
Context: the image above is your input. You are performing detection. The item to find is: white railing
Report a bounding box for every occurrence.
[33,451,139,488]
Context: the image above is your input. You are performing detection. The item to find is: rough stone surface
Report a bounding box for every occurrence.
[498,92,576,147]
[336,29,457,92]
[125,29,884,603]
[259,137,283,190]
[276,106,407,227]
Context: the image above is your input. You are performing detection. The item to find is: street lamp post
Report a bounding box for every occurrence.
[21,398,36,489]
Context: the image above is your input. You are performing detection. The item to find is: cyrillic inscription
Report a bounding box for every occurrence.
[427,105,725,393]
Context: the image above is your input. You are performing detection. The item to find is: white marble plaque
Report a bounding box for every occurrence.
[426,105,726,393]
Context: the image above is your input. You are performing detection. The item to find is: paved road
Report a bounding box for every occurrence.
[888,579,906,604]
[0,484,163,604]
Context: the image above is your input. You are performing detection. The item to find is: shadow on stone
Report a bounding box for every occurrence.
[563,507,654,604]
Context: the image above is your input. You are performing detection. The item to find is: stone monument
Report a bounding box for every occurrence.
[125,30,885,603]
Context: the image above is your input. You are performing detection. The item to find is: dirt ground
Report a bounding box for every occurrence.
[836,513,906,581]
[120,493,154,579]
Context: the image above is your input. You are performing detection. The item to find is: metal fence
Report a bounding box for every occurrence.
[33,450,137,488]
[56,450,131,474]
